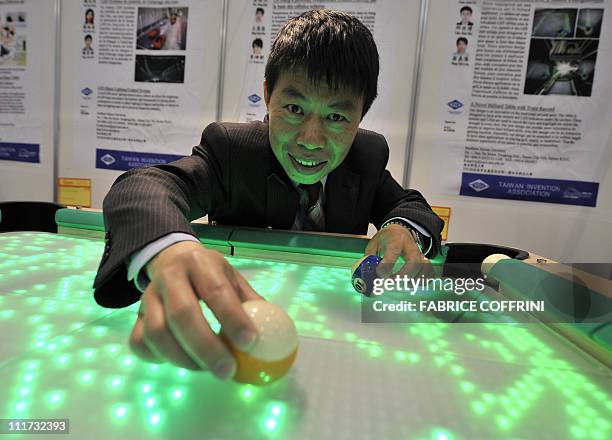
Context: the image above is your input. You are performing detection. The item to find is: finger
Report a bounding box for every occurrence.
[364,238,380,257]
[129,314,164,364]
[142,287,202,371]
[157,267,238,380]
[396,241,427,278]
[378,243,401,278]
[190,255,259,353]
[233,268,265,302]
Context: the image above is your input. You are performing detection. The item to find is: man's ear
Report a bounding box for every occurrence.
[263,79,270,107]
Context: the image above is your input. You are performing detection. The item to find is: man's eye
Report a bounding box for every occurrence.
[286,104,303,115]
[328,113,347,122]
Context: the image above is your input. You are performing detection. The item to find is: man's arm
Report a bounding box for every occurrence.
[93,122,230,308]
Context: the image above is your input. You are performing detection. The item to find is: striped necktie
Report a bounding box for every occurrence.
[298,182,325,231]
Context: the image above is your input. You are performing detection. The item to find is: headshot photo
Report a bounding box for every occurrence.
[255,7,264,23]
[83,8,94,33]
[457,6,473,27]
[82,34,94,58]
[455,37,468,55]
[251,38,263,56]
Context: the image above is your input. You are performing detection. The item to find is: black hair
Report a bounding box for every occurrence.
[256,8,265,15]
[85,34,93,42]
[456,37,468,45]
[460,6,472,14]
[265,9,379,117]
[252,38,263,49]
[6,15,13,22]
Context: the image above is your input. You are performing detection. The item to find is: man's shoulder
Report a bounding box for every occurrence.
[350,127,389,160]
[200,121,269,149]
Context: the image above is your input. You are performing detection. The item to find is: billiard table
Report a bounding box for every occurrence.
[0,206,610,439]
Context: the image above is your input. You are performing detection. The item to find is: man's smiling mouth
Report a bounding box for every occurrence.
[288,153,327,168]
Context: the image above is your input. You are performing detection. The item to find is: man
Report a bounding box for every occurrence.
[251,38,263,59]
[453,37,469,61]
[82,35,94,58]
[457,6,474,27]
[94,10,443,380]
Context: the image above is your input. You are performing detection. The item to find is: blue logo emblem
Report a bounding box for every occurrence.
[447,99,463,110]
[248,94,262,104]
[81,87,93,96]
[100,154,116,166]
[468,179,489,192]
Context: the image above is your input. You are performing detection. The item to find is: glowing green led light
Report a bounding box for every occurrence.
[496,416,511,430]
[142,384,152,393]
[18,387,31,397]
[472,401,485,415]
[113,405,128,419]
[241,385,255,401]
[460,381,475,394]
[177,368,187,377]
[48,391,65,406]
[271,405,282,416]
[450,365,464,376]
[0,309,15,319]
[80,371,94,383]
[146,398,156,408]
[570,425,587,439]
[264,418,277,431]
[15,401,27,412]
[110,377,123,388]
[149,413,161,425]
[121,356,135,366]
[172,389,183,399]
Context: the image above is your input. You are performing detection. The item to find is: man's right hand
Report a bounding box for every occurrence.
[128,241,263,380]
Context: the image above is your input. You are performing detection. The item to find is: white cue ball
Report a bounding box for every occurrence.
[241,300,298,362]
[481,253,512,277]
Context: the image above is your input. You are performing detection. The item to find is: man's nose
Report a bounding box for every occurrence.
[297,117,325,150]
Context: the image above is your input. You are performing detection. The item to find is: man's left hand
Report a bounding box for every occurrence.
[365,224,432,279]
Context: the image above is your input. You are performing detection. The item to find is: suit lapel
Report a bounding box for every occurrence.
[325,165,360,233]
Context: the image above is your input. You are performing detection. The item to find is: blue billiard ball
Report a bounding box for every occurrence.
[351,255,383,296]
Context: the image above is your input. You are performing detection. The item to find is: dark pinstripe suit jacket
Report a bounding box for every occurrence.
[94,121,443,308]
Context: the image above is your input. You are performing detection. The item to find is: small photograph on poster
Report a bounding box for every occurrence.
[250,38,264,62]
[524,39,598,96]
[252,7,266,33]
[82,34,94,59]
[451,37,469,65]
[576,9,603,38]
[136,7,188,51]
[83,8,95,33]
[134,55,185,83]
[532,9,577,38]
[455,5,474,33]
[0,12,26,66]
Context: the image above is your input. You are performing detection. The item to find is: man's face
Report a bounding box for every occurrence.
[170,14,177,24]
[264,69,364,185]
[457,40,467,53]
[85,38,92,48]
[461,10,472,24]
[253,45,262,55]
